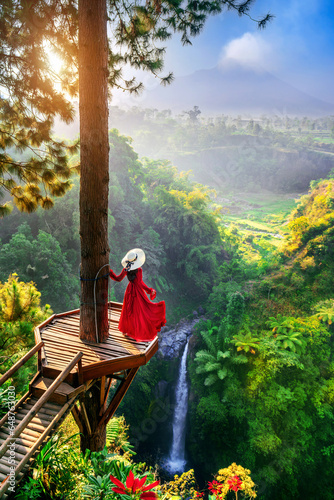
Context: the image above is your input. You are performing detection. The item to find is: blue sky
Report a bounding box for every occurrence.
[159,0,334,104]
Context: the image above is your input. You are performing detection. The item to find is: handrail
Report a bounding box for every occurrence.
[0,351,83,462]
[0,394,77,498]
[0,342,44,387]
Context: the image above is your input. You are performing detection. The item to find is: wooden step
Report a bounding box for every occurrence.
[30,376,77,404]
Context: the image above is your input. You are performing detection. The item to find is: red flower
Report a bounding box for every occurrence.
[208,480,223,495]
[110,470,160,500]
[227,476,242,492]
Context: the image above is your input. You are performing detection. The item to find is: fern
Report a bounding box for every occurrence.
[217,368,228,380]
[194,350,213,363]
[204,373,218,386]
[205,361,221,372]
[106,418,120,445]
[217,350,231,360]
[106,416,136,456]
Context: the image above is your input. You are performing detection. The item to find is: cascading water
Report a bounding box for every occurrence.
[166,339,190,473]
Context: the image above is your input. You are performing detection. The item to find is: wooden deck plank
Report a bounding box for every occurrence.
[40,338,101,360]
[17,409,56,422]
[43,354,83,367]
[43,350,99,365]
[42,320,150,349]
[40,349,84,363]
[41,335,153,360]
[44,347,136,366]
[43,332,142,359]
[41,330,144,357]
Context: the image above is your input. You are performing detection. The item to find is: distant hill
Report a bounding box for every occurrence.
[53,65,334,139]
[136,66,334,117]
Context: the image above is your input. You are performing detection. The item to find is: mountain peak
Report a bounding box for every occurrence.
[136,66,334,117]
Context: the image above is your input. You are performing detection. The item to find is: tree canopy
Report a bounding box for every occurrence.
[0,0,79,215]
[0,0,272,215]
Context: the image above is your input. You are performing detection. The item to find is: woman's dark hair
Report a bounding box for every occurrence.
[127,269,138,282]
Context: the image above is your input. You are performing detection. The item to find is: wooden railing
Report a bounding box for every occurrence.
[0,351,83,461]
[0,394,78,498]
[0,342,44,387]
[0,352,83,498]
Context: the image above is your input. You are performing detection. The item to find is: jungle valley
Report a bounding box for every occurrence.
[1,110,334,499]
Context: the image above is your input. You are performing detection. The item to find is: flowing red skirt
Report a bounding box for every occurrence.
[119,282,166,341]
[110,267,166,342]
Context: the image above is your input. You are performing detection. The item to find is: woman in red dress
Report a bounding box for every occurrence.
[109,248,166,342]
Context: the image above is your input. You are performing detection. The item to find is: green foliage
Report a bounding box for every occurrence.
[0,274,51,397]
[14,477,44,500]
[82,474,114,500]
[0,223,79,312]
[313,298,334,325]
[106,416,136,457]
[19,433,85,500]
[17,423,154,500]
[226,291,245,333]
[82,447,156,500]
[231,328,259,354]
[188,177,334,497]
[105,129,232,314]
[194,331,231,386]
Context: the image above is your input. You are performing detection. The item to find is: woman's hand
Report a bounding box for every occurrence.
[150,289,156,300]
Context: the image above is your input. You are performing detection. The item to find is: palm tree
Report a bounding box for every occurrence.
[231,328,260,354]
[268,314,307,354]
[268,314,294,335]
[313,299,334,326]
[275,331,306,354]
[194,326,231,386]
[195,324,248,386]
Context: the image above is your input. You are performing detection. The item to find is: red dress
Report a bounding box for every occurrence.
[109,267,166,342]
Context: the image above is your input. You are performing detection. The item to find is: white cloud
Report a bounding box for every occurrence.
[219,32,276,72]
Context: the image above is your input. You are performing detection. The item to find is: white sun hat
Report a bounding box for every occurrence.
[121,248,146,271]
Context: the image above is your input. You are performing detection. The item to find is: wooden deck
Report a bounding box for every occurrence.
[35,302,159,384]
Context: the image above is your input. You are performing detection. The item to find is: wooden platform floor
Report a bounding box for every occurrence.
[35,302,158,382]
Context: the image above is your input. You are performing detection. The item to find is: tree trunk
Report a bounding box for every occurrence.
[79,382,107,453]
[78,0,109,343]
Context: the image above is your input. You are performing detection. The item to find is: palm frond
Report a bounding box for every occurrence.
[204,373,218,386]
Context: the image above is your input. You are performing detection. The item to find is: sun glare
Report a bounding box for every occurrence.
[47,48,64,76]
[43,42,68,93]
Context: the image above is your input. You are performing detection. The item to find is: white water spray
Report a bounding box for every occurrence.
[166,340,190,473]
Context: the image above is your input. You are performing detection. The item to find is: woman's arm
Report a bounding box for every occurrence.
[109,268,127,282]
[137,268,156,299]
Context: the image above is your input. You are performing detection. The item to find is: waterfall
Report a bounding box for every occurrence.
[166,339,190,473]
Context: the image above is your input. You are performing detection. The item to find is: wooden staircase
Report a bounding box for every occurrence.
[0,346,84,498]
[0,304,159,498]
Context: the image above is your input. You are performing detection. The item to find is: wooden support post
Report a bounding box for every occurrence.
[100,376,106,407]
[99,376,113,416]
[37,349,42,372]
[78,358,83,386]
[98,368,139,429]
[71,403,84,434]
[80,401,92,435]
